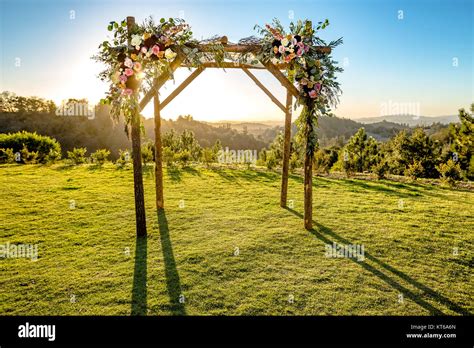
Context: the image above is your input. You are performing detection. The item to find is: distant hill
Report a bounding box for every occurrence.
[355,115,458,127]
[210,116,412,146]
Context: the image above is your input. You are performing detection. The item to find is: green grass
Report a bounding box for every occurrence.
[0,163,472,315]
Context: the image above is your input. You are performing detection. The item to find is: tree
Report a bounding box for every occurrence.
[335,128,379,174]
[450,104,473,179]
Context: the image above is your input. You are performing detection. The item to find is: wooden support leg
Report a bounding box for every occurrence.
[280,91,292,207]
[131,108,147,237]
[304,151,313,230]
[154,94,164,210]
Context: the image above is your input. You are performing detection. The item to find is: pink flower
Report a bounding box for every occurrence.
[309,90,318,98]
[119,75,127,83]
[315,83,322,91]
[122,88,133,96]
[125,68,134,76]
[278,45,286,54]
[297,48,304,56]
[141,47,148,54]
[304,45,310,53]
[297,42,304,49]
[152,45,160,56]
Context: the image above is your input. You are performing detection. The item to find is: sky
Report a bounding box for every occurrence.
[0,0,472,122]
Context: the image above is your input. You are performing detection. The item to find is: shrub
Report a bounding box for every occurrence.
[436,159,462,186]
[175,150,191,167]
[67,147,87,165]
[91,149,110,166]
[163,147,175,167]
[0,148,15,164]
[266,151,277,170]
[0,131,61,164]
[289,152,300,172]
[45,148,61,163]
[20,145,39,164]
[405,160,424,180]
[116,149,131,168]
[201,148,215,167]
[372,160,388,180]
[141,142,154,165]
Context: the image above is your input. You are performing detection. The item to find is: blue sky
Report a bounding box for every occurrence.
[0,0,472,121]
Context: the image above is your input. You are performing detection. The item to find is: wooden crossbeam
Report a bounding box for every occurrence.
[263,61,299,98]
[182,61,287,70]
[195,43,331,55]
[139,53,184,111]
[241,68,286,113]
[160,67,205,110]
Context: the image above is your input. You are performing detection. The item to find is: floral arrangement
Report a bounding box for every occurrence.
[94,17,223,126]
[253,19,343,156]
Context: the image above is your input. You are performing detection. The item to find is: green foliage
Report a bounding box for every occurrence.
[19,145,39,164]
[0,148,15,164]
[266,151,277,170]
[313,148,338,174]
[449,104,473,179]
[67,147,87,165]
[383,128,440,178]
[115,149,131,168]
[91,149,111,165]
[163,147,175,167]
[405,160,424,180]
[289,152,300,172]
[141,142,154,164]
[0,131,61,164]
[333,128,378,175]
[436,159,462,186]
[372,158,388,180]
[201,147,215,167]
[0,91,56,114]
[45,148,61,164]
[175,150,191,167]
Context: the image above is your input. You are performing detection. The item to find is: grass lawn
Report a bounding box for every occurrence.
[0,163,472,315]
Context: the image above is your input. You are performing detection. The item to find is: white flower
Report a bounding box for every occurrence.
[124,57,133,68]
[271,57,280,65]
[281,38,289,46]
[131,34,142,47]
[165,48,177,60]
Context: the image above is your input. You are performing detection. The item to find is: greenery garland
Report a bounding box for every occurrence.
[252,19,343,157]
[95,17,343,156]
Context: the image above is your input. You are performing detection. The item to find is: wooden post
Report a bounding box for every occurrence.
[304,151,313,229]
[280,90,292,207]
[127,16,147,237]
[154,93,164,210]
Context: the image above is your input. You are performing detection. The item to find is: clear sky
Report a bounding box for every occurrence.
[0,0,472,122]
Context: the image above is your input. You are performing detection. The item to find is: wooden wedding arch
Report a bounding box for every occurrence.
[124,17,331,236]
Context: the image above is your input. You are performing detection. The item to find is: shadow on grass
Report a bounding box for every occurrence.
[284,207,471,316]
[131,236,147,315]
[166,166,201,183]
[158,209,187,315]
[317,177,422,198]
[212,167,278,183]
